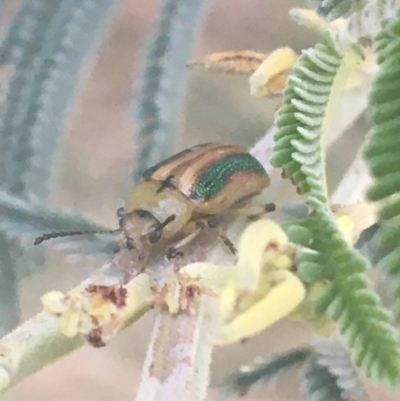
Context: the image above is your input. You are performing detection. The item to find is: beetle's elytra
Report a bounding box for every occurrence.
[141,143,269,209]
[120,143,273,259]
[34,143,273,262]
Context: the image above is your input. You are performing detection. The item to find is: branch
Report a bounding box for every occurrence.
[134,295,219,401]
[0,249,154,394]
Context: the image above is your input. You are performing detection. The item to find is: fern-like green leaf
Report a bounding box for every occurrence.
[0,232,20,335]
[327,0,400,52]
[272,31,400,385]
[0,1,120,308]
[364,13,400,326]
[354,222,382,265]
[312,0,365,21]
[303,357,352,401]
[0,190,115,257]
[297,213,400,386]
[296,250,334,282]
[310,336,370,399]
[271,34,343,199]
[0,0,121,201]
[132,0,209,183]
[303,335,370,401]
[219,347,312,399]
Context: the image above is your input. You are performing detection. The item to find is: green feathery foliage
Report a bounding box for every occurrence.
[132,0,209,184]
[219,347,312,399]
[354,222,382,265]
[0,190,115,256]
[0,233,20,336]
[271,32,400,386]
[0,238,21,333]
[0,0,62,331]
[0,0,121,201]
[219,339,368,401]
[271,34,343,200]
[364,13,400,322]
[310,336,369,399]
[311,0,366,21]
[0,0,121,332]
[303,336,370,401]
[303,357,351,401]
[327,0,400,53]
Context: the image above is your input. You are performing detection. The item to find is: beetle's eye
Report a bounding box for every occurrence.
[126,237,136,250]
[148,228,162,244]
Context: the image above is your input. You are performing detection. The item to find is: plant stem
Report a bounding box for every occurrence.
[135,295,219,401]
[0,253,153,395]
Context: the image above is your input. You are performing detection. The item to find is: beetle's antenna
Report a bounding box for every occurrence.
[34,229,121,246]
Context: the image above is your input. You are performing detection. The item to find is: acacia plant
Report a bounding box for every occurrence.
[1,0,400,400]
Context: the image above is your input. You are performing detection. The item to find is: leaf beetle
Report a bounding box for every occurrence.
[35,143,275,263]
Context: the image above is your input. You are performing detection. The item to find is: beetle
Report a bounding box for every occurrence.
[34,143,274,262]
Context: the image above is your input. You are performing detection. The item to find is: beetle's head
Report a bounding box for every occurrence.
[33,207,176,259]
[118,207,176,253]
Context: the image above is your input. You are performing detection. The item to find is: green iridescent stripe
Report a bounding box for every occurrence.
[190,153,266,200]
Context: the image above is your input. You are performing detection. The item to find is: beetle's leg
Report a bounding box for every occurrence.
[233,202,276,220]
[166,217,237,260]
[144,214,177,245]
[207,217,237,255]
[219,235,236,255]
[160,214,176,229]
[166,221,206,260]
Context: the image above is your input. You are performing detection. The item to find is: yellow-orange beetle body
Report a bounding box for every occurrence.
[35,143,271,260]
[119,143,270,256]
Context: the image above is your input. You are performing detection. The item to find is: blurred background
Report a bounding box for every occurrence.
[1,0,393,400]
